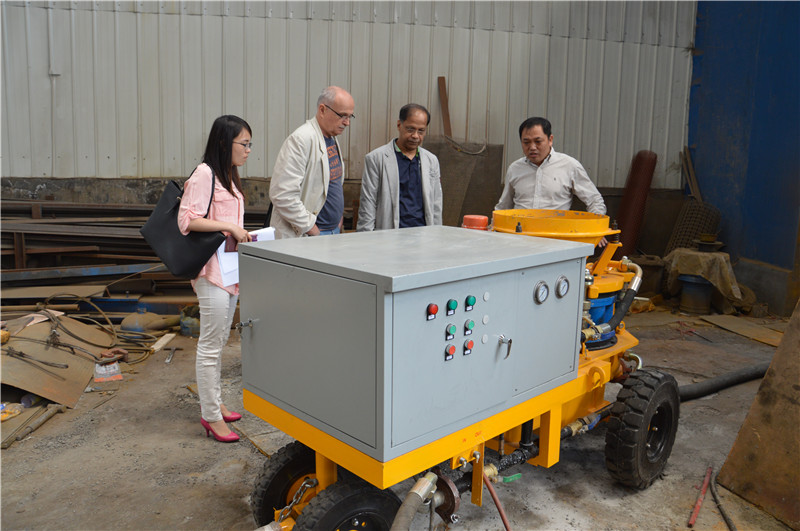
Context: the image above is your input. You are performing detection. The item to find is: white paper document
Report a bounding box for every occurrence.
[216,227,275,287]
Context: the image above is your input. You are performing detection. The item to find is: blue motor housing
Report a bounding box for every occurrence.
[587,294,617,343]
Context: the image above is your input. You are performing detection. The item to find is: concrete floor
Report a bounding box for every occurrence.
[1,308,792,530]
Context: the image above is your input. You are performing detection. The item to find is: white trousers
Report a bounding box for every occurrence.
[195,277,239,423]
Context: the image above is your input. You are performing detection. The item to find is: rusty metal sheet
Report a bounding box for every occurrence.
[701,314,784,347]
[1,316,114,408]
[718,302,800,529]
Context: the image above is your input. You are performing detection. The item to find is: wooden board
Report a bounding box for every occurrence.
[701,314,783,347]
[719,302,800,528]
[1,405,45,448]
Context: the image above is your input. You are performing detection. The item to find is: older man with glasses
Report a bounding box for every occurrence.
[268,86,355,238]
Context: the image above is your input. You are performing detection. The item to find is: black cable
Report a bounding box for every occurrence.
[710,473,738,531]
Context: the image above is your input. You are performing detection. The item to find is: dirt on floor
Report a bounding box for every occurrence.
[1,308,794,531]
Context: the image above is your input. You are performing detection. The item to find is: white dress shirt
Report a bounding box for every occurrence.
[494,149,606,215]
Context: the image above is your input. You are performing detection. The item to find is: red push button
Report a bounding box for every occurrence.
[427,303,439,320]
[464,339,474,355]
[445,344,456,361]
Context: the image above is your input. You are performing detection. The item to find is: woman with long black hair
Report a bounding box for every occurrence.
[178,115,252,442]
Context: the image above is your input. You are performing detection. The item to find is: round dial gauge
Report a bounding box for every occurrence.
[556,276,570,298]
[534,281,549,304]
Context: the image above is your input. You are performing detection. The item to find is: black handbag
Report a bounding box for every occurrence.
[140,170,225,279]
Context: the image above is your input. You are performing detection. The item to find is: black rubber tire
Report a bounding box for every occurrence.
[293,481,401,531]
[605,368,680,489]
[251,441,316,526]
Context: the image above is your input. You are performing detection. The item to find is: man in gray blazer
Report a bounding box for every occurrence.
[357,104,443,231]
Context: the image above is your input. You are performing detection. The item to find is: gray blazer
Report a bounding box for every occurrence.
[357,140,443,231]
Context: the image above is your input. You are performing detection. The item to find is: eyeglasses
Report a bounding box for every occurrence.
[234,141,253,150]
[324,104,355,121]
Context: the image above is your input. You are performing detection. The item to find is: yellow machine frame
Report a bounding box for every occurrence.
[245,210,637,527]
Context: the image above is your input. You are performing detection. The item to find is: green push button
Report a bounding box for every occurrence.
[465,320,475,331]
[447,299,458,311]
[466,295,476,307]
[446,324,457,335]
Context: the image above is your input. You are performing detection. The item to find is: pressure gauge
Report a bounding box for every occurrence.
[533,281,549,304]
[556,276,570,298]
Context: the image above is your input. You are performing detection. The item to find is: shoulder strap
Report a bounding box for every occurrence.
[263,202,273,228]
[203,168,215,219]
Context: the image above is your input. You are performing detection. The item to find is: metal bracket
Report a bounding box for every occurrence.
[235,319,254,334]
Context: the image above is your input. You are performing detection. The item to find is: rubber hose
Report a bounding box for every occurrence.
[710,473,738,531]
[390,491,424,531]
[679,362,770,402]
[581,263,641,343]
[606,287,638,331]
[482,472,512,531]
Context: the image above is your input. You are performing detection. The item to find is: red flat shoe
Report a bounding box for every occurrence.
[200,418,239,443]
[222,411,242,423]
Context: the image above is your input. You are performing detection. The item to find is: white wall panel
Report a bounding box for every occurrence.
[569,2,588,40]
[1,1,694,191]
[487,31,509,146]
[448,28,470,141]
[222,15,246,119]
[307,19,331,111]
[244,15,267,178]
[368,23,391,149]
[506,32,530,158]
[72,8,97,177]
[137,12,160,177]
[201,13,223,132]
[286,19,308,132]
[265,18,288,174]
[492,2,512,33]
[598,41,623,188]
[428,26,451,138]
[389,22,412,129]
[408,24,432,108]
[115,10,138,177]
[94,10,117,178]
[581,39,605,181]
[27,5,53,177]
[159,13,182,177]
[615,42,642,186]
[527,34,550,118]
[347,22,371,181]
[180,11,204,174]
[3,5,32,177]
[624,1,644,44]
[467,29,490,143]
[51,6,75,177]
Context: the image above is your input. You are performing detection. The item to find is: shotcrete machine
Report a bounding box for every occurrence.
[238,209,679,530]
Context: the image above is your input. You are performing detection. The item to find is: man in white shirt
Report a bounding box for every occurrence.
[494,117,606,215]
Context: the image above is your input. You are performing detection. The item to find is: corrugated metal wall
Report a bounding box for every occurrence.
[1,1,695,189]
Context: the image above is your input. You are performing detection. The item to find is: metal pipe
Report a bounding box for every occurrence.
[688,466,713,527]
[391,472,438,531]
[519,419,534,449]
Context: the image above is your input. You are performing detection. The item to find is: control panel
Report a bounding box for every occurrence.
[239,226,590,462]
